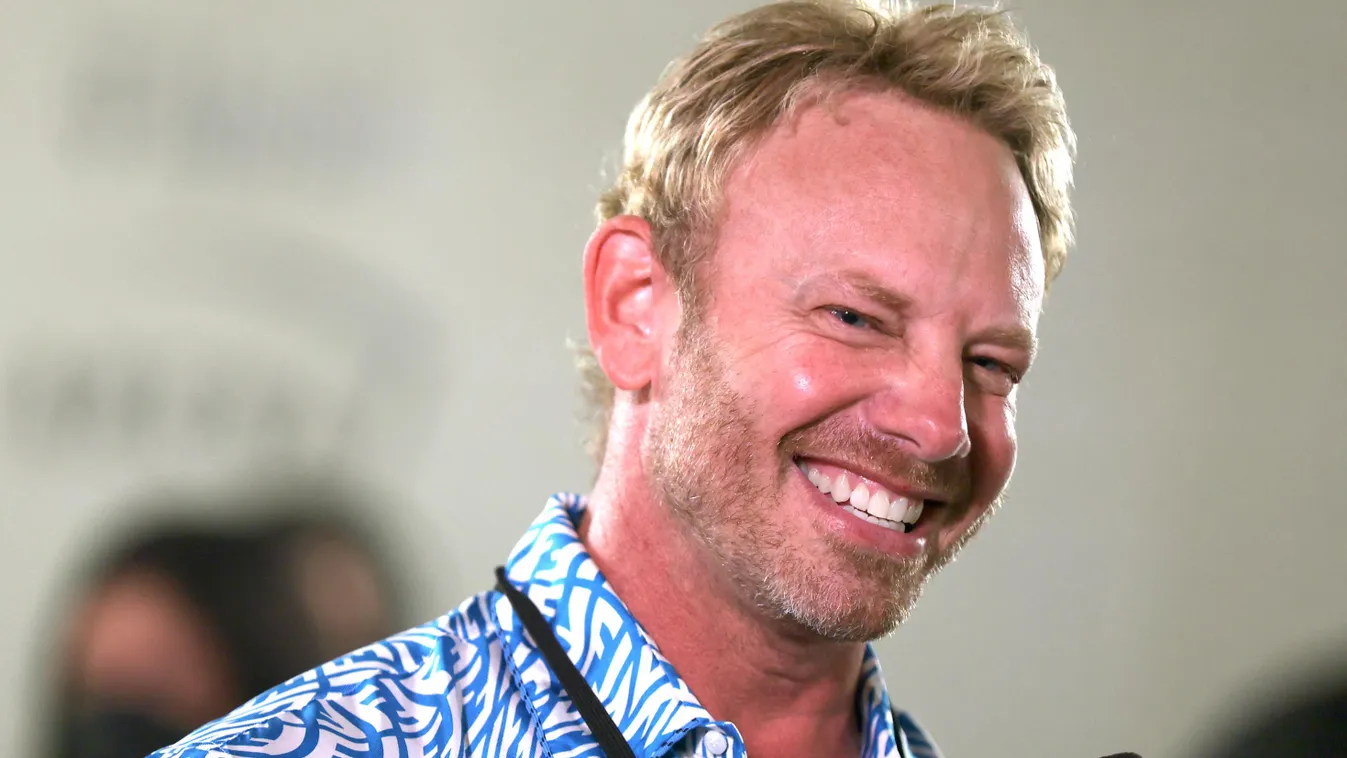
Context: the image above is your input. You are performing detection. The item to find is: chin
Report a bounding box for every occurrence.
[762,539,932,642]
[782,585,920,642]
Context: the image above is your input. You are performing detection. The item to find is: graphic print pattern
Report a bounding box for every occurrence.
[150,493,942,757]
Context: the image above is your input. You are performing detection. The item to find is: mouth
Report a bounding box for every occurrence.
[793,456,940,534]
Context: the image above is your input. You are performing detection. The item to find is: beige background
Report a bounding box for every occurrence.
[1,1,1344,756]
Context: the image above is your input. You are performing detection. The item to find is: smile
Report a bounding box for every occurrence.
[794,459,930,533]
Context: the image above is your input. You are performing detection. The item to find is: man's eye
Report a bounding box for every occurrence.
[968,356,1023,391]
[827,307,873,329]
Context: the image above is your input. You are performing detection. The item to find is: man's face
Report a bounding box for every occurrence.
[644,92,1044,641]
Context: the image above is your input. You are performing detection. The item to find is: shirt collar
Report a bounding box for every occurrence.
[493,493,905,758]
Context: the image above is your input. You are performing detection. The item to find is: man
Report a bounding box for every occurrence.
[152,1,1074,756]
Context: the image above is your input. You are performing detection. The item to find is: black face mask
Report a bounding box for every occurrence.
[57,708,188,758]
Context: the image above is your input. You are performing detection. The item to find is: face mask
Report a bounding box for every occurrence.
[58,707,187,758]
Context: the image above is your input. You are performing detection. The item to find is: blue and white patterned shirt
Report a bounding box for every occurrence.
[151,493,943,758]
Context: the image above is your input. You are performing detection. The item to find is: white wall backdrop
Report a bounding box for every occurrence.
[2,2,1344,756]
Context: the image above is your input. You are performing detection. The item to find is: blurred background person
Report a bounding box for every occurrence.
[1191,661,1347,758]
[42,486,406,758]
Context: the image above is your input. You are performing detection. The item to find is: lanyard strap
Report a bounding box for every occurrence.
[495,566,638,758]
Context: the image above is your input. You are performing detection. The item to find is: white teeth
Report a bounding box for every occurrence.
[843,505,906,532]
[886,497,909,523]
[902,500,924,525]
[802,464,925,531]
[831,474,851,503]
[805,465,832,494]
[866,490,889,518]
[865,490,889,518]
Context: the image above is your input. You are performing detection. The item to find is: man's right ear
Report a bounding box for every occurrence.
[582,216,667,394]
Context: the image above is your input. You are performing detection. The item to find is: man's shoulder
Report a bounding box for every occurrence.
[151,591,508,757]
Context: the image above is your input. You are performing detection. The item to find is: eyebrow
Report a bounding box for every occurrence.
[795,269,914,316]
[973,325,1039,362]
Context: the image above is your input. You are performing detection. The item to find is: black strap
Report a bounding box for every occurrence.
[495,566,637,758]
[494,566,909,757]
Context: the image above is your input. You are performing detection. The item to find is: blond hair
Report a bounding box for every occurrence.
[578,0,1076,464]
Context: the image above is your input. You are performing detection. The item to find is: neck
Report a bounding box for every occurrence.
[581,449,867,758]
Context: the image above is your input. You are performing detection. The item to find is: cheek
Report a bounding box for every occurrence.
[732,341,866,432]
[969,395,1019,499]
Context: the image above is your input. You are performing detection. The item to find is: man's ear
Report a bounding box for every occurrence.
[583,215,666,393]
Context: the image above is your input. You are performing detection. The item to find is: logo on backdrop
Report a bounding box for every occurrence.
[3,215,446,486]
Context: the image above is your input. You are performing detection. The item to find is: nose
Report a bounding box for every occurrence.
[862,352,971,463]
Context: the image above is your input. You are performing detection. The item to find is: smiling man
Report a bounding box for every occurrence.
[151,2,1074,757]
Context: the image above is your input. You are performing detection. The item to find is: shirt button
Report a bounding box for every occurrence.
[703,730,729,755]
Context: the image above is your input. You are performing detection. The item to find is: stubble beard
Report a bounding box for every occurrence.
[644,321,990,642]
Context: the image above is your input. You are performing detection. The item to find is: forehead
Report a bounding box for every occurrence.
[714,90,1044,323]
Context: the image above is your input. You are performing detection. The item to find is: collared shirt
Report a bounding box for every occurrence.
[151,493,943,758]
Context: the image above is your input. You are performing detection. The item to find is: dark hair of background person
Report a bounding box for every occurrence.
[1195,666,1347,758]
[42,485,409,758]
